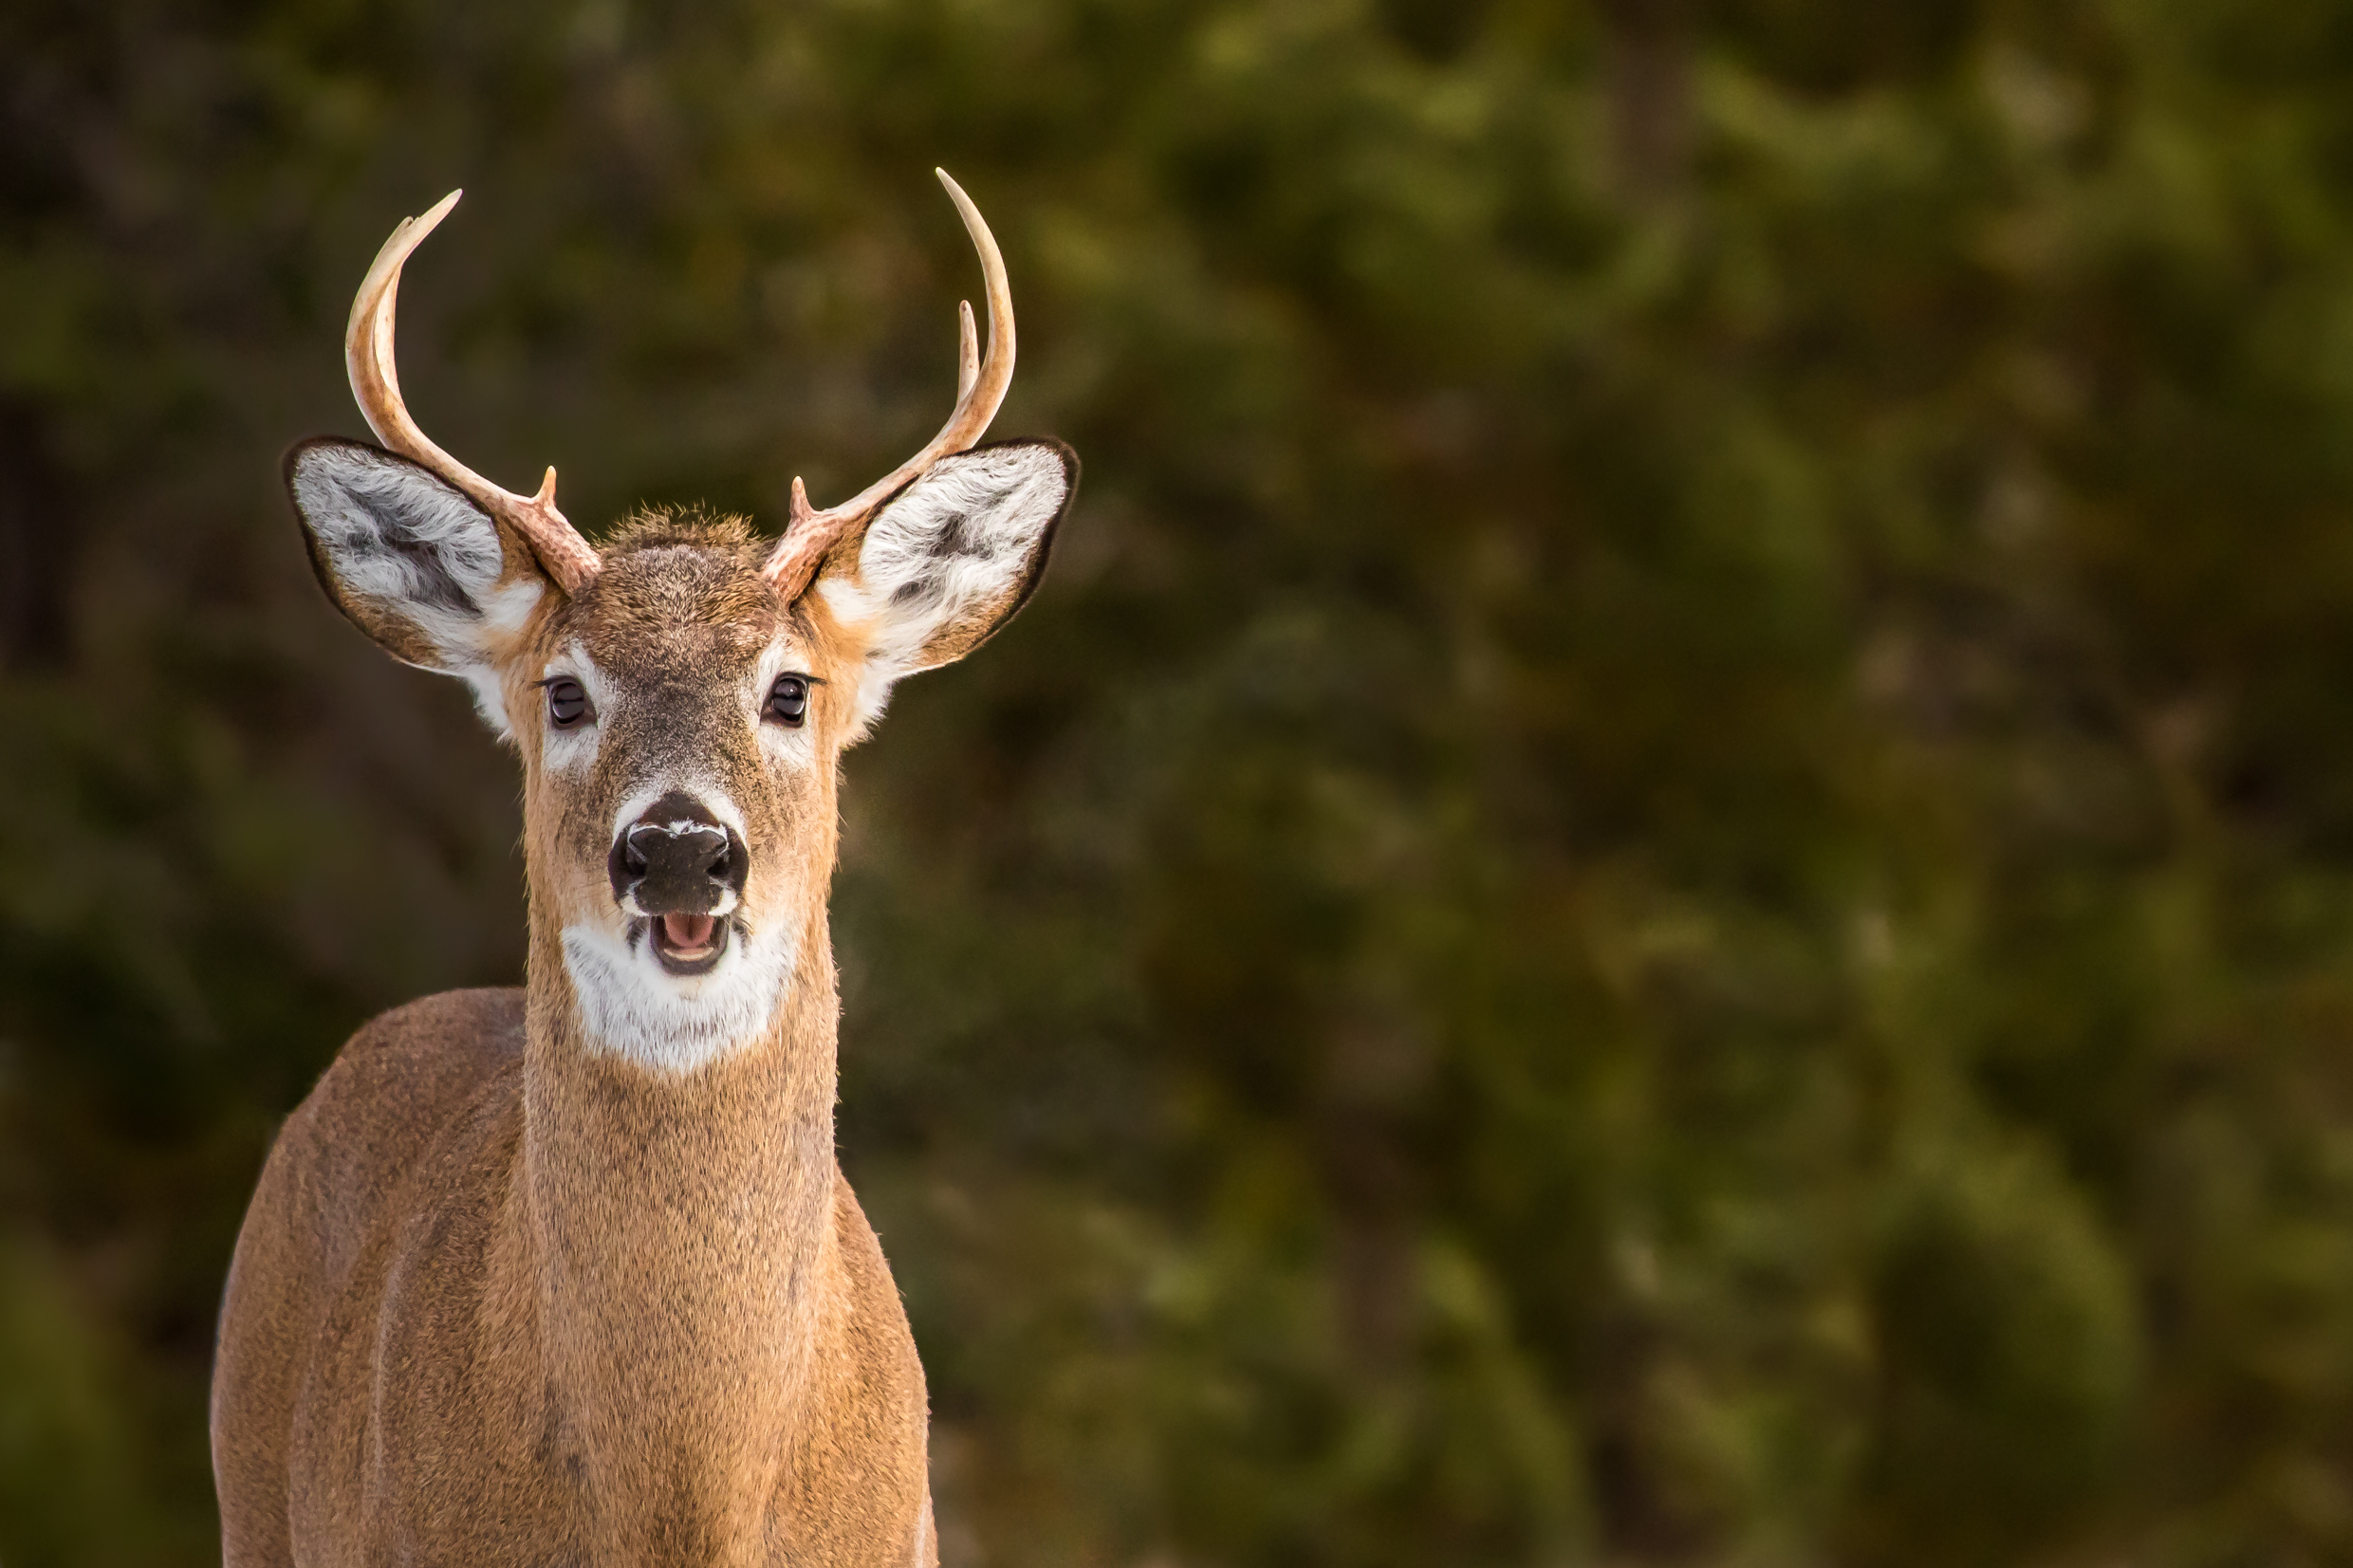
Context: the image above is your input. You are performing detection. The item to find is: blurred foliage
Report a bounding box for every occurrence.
[9,0,2353,1562]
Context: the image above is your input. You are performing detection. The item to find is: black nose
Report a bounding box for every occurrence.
[608,791,749,913]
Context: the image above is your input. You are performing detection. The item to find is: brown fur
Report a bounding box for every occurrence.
[210,505,1037,1566]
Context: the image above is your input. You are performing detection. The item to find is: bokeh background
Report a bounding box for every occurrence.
[9,0,2353,1562]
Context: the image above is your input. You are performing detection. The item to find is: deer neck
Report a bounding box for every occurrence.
[512,894,841,1545]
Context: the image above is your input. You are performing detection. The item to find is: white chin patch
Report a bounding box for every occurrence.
[560,918,795,1074]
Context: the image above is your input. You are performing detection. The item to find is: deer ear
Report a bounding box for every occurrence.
[818,438,1075,729]
[285,438,547,734]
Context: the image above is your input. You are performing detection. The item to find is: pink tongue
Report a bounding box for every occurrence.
[662,913,715,950]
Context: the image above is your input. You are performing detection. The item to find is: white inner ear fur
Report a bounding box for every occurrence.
[816,444,1066,735]
[291,444,544,737]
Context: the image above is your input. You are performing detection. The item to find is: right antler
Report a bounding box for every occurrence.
[761,169,1017,600]
[346,191,602,594]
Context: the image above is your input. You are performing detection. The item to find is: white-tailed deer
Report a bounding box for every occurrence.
[211,173,1075,1567]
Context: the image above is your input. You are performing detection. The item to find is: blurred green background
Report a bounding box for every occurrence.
[9,0,2353,1562]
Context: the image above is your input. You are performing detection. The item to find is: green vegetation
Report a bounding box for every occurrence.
[9,0,2353,1561]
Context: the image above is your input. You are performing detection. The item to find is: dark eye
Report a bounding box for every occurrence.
[546,678,592,729]
[764,674,810,728]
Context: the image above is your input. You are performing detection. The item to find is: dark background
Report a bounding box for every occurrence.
[9,1,2353,1562]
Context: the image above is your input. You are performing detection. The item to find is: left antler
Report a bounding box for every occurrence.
[762,169,1016,600]
[346,191,602,594]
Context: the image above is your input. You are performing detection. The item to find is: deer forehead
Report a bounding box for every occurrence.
[558,540,787,669]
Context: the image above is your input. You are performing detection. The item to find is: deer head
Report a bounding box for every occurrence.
[283,174,1075,1074]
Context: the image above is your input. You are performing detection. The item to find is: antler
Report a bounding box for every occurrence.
[346,191,602,594]
[762,169,1017,600]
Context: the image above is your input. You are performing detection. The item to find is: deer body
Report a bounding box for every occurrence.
[212,178,1073,1566]
[217,986,929,1564]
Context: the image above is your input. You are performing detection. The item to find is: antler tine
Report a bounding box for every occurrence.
[346,190,602,594]
[955,300,981,403]
[763,168,1017,598]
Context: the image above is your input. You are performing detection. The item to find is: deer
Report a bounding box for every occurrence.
[209,172,1075,1567]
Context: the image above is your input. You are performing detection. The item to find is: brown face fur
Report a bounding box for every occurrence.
[506,516,851,1070]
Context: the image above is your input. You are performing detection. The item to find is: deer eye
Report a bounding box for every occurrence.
[764,674,810,728]
[546,678,593,729]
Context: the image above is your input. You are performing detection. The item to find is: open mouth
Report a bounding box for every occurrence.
[646,912,730,976]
